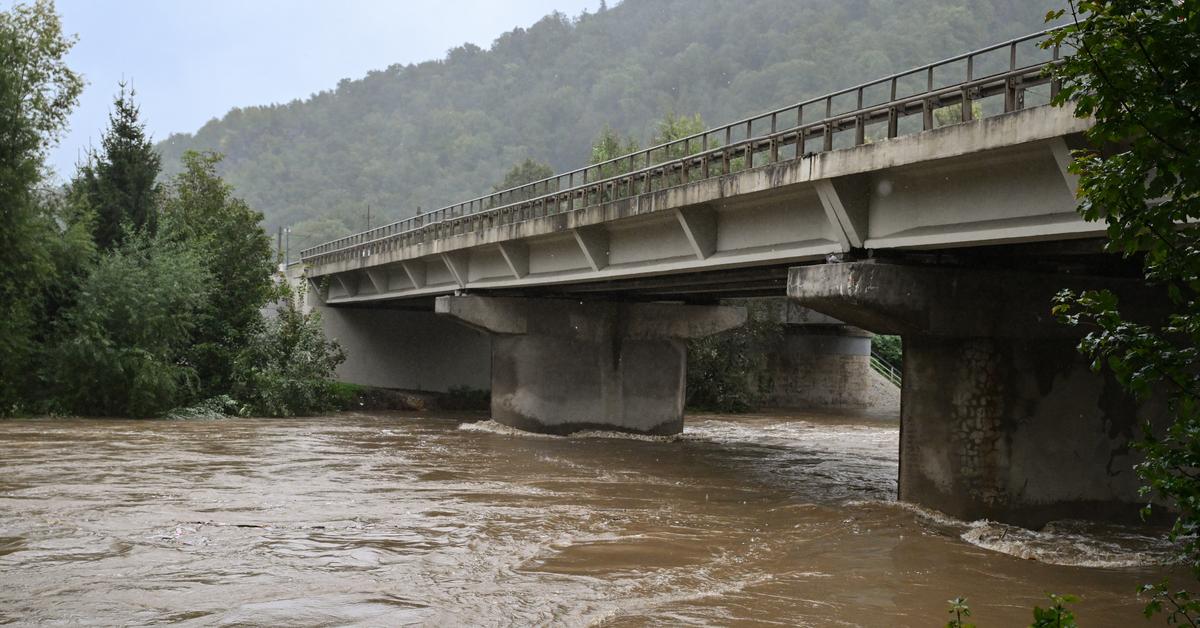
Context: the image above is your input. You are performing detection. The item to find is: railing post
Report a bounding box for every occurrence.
[797,105,806,156]
[769,113,778,162]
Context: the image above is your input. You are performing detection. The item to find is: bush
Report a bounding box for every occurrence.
[872,334,902,365]
[686,300,783,412]
[46,235,212,417]
[230,279,346,417]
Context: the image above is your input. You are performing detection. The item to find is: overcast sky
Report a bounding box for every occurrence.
[45,0,599,179]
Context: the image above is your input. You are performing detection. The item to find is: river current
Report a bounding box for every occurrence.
[0,411,1186,626]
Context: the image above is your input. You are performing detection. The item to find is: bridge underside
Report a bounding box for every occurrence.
[296,105,1166,527]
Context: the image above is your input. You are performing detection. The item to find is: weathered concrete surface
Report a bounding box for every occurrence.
[764,325,897,413]
[436,296,746,435]
[309,106,1096,306]
[318,306,492,393]
[788,261,1166,526]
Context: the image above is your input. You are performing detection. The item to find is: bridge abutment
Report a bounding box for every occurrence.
[436,296,745,435]
[789,261,1165,526]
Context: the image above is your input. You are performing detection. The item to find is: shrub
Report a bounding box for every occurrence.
[686,300,783,412]
[46,236,213,418]
[230,278,346,417]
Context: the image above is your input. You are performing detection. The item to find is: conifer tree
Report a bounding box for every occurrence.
[77,83,161,250]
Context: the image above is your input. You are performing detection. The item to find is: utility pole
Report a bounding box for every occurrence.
[366,204,371,230]
[284,227,291,267]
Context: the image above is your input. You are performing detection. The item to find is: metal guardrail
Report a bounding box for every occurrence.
[870,352,902,387]
[302,28,1064,266]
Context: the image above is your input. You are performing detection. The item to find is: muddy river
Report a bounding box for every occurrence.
[0,412,1185,626]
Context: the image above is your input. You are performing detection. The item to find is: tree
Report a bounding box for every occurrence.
[1045,1,1200,621]
[76,83,162,250]
[492,158,554,193]
[589,125,640,175]
[231,279,346,417]
[0,0,84,414]
[159,150,275,397]
[46,235,213,418]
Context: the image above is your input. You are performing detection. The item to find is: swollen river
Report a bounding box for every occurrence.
[0,412,1185,626]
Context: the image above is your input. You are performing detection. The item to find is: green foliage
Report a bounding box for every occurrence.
[1043,0,1200,615]
[493,158,554,193]
[0,0,84,415]
[1031,593,1079,628]
[872,334,903,366]
[932,101,985,127]
[46,235,214,418]
[686,300,783,412]
[160,150,275,397]
[946,597,976,628]
[74,83,161,250]
[230,280,346,417]
[589,125,641,177]
[156,0,1056,236]
[328,382,365,409]
[1140,581,1200,627]
[165,395,238,420]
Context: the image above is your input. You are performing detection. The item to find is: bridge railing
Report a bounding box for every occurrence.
[870,352,903,388]
[301,28,1065,267]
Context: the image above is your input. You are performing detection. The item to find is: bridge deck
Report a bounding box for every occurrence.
[301,29,1096,305]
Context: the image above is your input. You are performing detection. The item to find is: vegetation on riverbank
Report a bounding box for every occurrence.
[0,0,344,419]
[686,300,785,412]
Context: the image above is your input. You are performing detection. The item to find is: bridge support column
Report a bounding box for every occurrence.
[435,296,745,435]
[762,303,897,412]
[789,262,1166,526]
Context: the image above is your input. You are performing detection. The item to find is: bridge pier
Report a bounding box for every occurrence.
[436,295,745,435]
[789,261,1166,526]
[759,302,898,412]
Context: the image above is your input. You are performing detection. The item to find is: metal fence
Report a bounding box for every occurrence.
[302,28,1064,266]
[870,352,903,387]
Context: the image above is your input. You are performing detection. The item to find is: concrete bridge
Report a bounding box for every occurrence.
[298,30,1165,527]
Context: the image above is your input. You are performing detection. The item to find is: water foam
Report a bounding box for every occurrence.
[857,500,1182,568]
[457,420,680,442]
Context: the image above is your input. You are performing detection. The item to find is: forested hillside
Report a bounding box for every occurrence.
[157,0,1060,252]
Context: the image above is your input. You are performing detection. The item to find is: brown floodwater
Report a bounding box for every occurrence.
[0,411,1186,626]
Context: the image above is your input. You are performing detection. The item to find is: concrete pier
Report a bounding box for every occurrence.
[789,261,1166,526]
[436,296,745,435]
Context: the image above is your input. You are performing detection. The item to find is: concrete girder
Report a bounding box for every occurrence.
[334,273,358,298]
[1049,135,1084,198]
[814,174,870,250]
[674,205,718,260]
[441,251,470,289]
[364,268,390,294]
[497,241,530,279]
[401,260,427,289]
[573,225,609,272]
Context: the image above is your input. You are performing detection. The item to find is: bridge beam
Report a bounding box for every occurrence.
[788,261,1167,526]
[436,295,746,435]
[814,174,870,250]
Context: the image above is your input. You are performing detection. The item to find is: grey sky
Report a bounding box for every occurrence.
[47,0,599,179]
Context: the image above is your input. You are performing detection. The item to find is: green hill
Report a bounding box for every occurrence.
[156,0,1060,253]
